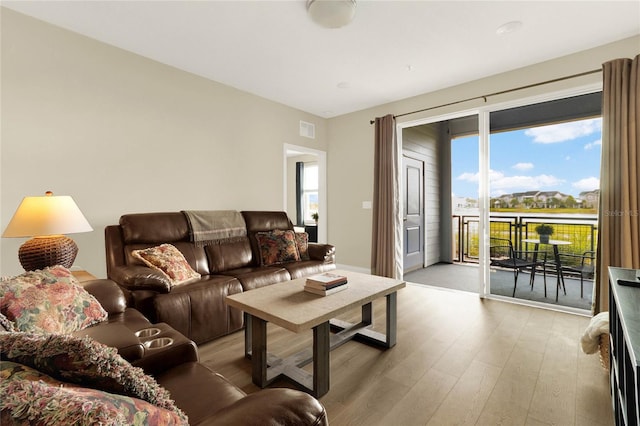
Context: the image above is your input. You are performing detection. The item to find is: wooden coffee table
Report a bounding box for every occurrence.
[225,270,405,397]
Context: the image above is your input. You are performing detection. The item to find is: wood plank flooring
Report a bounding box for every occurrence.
[197,284,612,426]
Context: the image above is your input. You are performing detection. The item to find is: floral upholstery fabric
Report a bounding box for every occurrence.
[0,332,187,424]
[0,361,187,426]
[0,265,107,334]
[132,244,201,286]
[295,232,311,261]
[255,229,301,266]
[0,312,16,332]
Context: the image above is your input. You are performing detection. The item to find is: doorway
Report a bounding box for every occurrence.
[400,114,479,278]
[283,144,327,243]
[399,89,601,314]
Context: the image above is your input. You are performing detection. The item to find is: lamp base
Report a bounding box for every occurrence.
[18,235,78,271]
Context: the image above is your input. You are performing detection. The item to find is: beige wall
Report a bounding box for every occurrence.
[327,35,640,271]
[0,9,328,277]
[1,8,638,278]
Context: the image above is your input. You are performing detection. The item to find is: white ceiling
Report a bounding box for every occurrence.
[3,1,639,118]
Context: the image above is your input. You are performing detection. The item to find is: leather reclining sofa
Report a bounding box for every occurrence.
[73,277,328,425]
[105,211,336,344]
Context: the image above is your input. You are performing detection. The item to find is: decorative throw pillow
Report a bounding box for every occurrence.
[0,312,16,332]
[0,332,187,424]
[255,229,301,266]
[132,244,201,286]
[0,361,188,425]
[295,232,311,261]
[0,265,107,334]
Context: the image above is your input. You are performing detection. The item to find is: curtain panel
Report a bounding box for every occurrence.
[596,55,640,313]
[371,114,402,279]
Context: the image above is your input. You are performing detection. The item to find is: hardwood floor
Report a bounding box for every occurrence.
[198,284,612,426]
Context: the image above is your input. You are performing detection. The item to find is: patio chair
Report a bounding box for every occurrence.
[489,237,547,297]
[558,250,596,298]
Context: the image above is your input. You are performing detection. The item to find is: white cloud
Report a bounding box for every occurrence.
[457,172,478,182]
[585,138,602,150]
[512,162,533,171]
[573,177,600,192]
[457,169,564,196]
[525,118,602,144]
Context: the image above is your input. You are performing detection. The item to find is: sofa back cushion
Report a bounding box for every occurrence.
[242,211,294,266]
[120,213,210,276]
[204,239,253,273]
[120,212,190,244]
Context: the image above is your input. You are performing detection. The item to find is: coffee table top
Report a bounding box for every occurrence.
[225,270,405,333]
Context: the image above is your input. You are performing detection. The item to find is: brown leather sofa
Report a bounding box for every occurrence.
[3,278,328,426]
[105,211,336,344]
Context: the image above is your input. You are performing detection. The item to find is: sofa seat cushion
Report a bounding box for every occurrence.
[0,361,188,426]
[152,275,244,344]
[72,322,145,362]
[156,362,246,425]
[105,307,153,331]
[222,266,291,291]
[282,261,337,280]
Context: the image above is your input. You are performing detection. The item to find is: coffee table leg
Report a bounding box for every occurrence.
[313,321,330,397]
[362,302,372,325]
[386,292,397,347]
[251,315,268,388]
[244,312,252,357]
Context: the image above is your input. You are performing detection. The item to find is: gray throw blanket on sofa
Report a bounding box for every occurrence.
[182,210,247,246]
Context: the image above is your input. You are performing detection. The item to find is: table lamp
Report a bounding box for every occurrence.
[2,191,93,271]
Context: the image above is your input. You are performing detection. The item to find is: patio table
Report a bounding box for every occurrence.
[522,238,572,301]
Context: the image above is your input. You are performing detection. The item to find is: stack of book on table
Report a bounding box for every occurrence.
[304,273,348,296]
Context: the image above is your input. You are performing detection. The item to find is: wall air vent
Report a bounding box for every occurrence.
[299,120,316,139]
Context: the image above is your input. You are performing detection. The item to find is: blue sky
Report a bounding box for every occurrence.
[452,117,602,199]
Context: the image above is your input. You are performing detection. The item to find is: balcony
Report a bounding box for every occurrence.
[406,212,597,312]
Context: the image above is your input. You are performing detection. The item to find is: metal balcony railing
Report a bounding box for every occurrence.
[452,213,598,267]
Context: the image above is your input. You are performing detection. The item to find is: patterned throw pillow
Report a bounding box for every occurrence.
[0,265,107,334]
[132,244,201,286]
[255,229,301,266]
[0,312,16,332]
[295,232,311,261]
[0,361,187,425]
[0,333,188,424]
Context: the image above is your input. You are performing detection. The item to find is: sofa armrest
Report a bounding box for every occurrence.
[211,388,328,426]
[82,279,127,315]
[308,243,335,264]
[109,265,171,293]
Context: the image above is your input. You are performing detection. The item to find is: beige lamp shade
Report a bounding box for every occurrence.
[2,192,93,270]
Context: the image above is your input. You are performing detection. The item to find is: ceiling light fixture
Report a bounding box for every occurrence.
[307,0,357,29]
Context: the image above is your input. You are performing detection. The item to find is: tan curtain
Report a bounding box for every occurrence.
[371,114,402,278]
[595,55,640,313]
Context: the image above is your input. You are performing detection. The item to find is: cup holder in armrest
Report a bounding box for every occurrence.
[135,328,161,338]
[144,337,174,349]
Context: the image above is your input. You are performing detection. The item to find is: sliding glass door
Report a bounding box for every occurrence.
[486,92,601,311]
